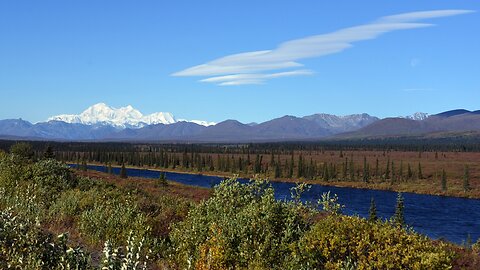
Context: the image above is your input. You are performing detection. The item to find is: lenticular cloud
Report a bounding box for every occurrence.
[172,9,473,86]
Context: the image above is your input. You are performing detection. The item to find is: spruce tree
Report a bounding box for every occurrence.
[385,158,390,180]
[407,163,413,180]
[390,161,395,184]
[349,159,355,181]
[368,197,378,222]
[342,158,348,180]
[288,155,294,178]
[297,154,304,178]
[362,157,368,183]
[441,169,447,192]
[392,192,405,227]
[43,145,55,159]
[120,163,127,179]
[274,162,281,178]
[417,162,423,179]
[81,160,88,171]
[158,172,168,187]
[399,161,404,182]
[463,165,470,192]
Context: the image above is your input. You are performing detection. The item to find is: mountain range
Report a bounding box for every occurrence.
[1,103,479,142]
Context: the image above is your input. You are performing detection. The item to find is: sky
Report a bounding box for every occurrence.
[0,0,479,124]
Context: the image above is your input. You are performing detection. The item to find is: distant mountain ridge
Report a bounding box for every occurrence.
[2,107,479,142]
[337,109,480,139]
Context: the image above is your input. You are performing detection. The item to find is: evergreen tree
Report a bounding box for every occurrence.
[390,161,395,184]
[274,162,281,178]
[288,155,294,178]
[463,165,470,192]
[43,145,55,159]
[342,158,348,180]
[441,169,447,192]
[392,192,405,227]
[297,154,304,178]
[349,158,355,181]
[385,158,390,180]
[120,163,127,178]
[81,160,88,171]
[368,197,378,222]
[158,172,168,187]
[323,163,329,181]
[417,162,423,179]
[362,157,369,183]
[407,163,413,180]
[399,161,404,181]
[374,158,379,178]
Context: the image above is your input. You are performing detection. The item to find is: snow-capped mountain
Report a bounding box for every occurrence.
[403,112,430,121]
[302,113,379,133]
[47,103,216,128]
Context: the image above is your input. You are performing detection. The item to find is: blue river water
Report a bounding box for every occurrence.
[76,164,480,244]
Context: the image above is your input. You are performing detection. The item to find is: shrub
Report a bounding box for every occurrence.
[9,142,34,161]
[292,215,454,269]
[170,178,313,269]
[100,232,149,270]
[49,189,87,220]
[0,208,91,270]
[0,152,31,190]
[31,159,78,197]
[79,196,149,246]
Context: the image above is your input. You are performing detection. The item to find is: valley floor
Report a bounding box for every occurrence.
[86,162,480,200]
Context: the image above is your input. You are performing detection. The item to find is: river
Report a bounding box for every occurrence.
[77,164,480,244]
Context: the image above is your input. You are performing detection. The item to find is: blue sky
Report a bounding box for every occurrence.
[0,1,478,124]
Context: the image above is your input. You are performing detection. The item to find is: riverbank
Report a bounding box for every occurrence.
[80,162,480,200]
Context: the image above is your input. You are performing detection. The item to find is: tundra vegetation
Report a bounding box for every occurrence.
[2,140,478,199]
[1,143,480,269]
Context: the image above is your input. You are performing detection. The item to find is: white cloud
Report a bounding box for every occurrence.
[172,9,474,85]
[200,70,314,85]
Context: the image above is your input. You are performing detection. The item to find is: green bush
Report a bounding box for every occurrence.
[292,215,454,269]
[79,195,149,246]
[32,159,78,197]
[0,151,31,190]
[49,189,87,220]
[170,178,313,269]
[0,209,90,270]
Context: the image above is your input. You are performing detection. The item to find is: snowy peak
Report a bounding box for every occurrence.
[47,103,214,128]
[403,112,430,121]
[302,113,379,132]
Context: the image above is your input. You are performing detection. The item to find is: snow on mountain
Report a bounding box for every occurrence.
[178,119,217,127]
[303,113,379,132]
[403,112,430,121]
[47,103,215,128]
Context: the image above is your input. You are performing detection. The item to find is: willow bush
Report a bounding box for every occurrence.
[170,178,455,269]
[170,178,314,269]
[291,215,454,269]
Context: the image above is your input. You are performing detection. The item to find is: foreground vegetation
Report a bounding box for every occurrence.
[1,143,480,269]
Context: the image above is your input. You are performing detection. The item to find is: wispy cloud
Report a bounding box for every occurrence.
[172,9,474,86]
[200,70,314,86]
